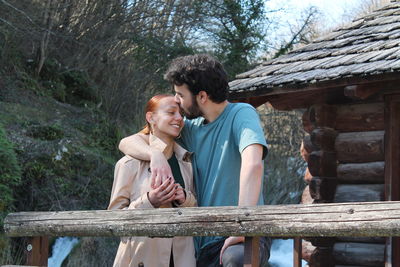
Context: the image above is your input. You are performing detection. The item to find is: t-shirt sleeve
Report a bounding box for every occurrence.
[233,105,268,158]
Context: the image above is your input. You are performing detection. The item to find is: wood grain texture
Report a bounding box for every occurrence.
[337,162,385,183]
[333,242,385,266]
[335,131,384,163]
[4,202,400,238]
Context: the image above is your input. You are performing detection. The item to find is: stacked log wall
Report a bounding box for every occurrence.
[300,102,385,267]
[301,104,338,267]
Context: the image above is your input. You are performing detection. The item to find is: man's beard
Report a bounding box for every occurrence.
[182,95,202,119]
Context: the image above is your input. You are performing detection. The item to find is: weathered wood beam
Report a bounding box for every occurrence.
[309,177,337,202]
[26,236,48,267]
[337,162,384,184]
[244,237,260,267]
[231,96,270,108]
[308,150,337,177]
[384,94,400,267]
[228,73,400,101]
[333,242,385,266]
[336,237,385,244]
[5,202,400,238]
[334,185,384,203]
[311,128,338,151]
[335,131,384,163]
[309,247,334,267]
[336,103,384,132]
[264,87,345,111]
[344,85,381,100]
[308,104,337,128]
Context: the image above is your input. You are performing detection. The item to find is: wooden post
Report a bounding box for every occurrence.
[384,94,400,267]
[26,236,49,266]
[294,237,302,267]
[244,236,260,267]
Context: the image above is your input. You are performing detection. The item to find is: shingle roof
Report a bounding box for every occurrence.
[229,1,400,98]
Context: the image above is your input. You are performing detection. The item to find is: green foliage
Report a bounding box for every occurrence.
[205,0,267,78]
[26,124,64,141]
[0,124,22,229]
[62,70,99,104]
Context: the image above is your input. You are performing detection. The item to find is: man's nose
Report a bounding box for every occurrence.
[174,94,180,103]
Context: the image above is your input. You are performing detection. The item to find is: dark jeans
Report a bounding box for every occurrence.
[196,237,271,267]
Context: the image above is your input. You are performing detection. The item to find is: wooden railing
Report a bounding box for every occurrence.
[5,201,400,266]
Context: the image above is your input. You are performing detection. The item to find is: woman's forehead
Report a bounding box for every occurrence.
[158,97,178,109]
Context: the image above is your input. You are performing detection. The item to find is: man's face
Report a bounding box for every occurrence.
[174,83,203,119]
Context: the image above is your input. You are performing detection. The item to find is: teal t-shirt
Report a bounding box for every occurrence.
[178,102,267,253]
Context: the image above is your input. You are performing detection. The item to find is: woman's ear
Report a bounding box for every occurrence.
[146,112,154,124]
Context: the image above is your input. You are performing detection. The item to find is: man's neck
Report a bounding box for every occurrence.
[202,100,229,123]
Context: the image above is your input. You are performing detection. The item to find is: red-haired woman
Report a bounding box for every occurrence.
[108,94,196,267]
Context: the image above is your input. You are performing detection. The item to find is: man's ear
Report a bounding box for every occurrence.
[197,91,208,104]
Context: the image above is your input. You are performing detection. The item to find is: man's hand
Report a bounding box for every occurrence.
[219,236,245,264]
[148,178,177,208]
[150,149,174,188]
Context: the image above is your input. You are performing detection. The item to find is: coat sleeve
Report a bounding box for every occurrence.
[108,158,154,210]
[175,189,197,207]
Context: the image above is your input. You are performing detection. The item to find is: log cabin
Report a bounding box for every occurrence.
[228,1,400,266]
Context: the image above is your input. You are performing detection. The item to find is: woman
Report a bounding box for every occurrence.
[108,94,196,267]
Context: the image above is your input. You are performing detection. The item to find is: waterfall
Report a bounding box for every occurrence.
[48,237,79,267]
[269,239,307,267]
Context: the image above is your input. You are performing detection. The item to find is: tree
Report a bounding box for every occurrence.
[200,0,267,78]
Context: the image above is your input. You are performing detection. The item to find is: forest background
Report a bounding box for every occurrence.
[0,0,388,265]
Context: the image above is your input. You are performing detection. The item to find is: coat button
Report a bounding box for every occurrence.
[138,262,144,267]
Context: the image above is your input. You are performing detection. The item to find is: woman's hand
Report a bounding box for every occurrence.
[148,177,177,208]
[173,184,186,205]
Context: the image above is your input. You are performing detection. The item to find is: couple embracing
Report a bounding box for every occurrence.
[108,54,271,267]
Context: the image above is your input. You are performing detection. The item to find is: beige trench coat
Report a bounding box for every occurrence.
[108,136,196,267]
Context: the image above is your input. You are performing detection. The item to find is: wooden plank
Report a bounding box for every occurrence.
[244,236,259,267]
[384,94,400,267]
[4,202,400,238]
[26,236,48,267]
[293,237,302,267]
[337,162,385,184]
[335,131,385,163]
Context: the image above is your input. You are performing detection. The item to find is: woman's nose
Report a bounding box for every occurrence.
[175,112,183,121]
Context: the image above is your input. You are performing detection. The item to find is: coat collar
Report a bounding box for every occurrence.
[149,134,193,162]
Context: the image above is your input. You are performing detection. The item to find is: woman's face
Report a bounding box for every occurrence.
[149,97,183,139]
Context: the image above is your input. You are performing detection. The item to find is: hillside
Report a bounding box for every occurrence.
[0,72,123,265]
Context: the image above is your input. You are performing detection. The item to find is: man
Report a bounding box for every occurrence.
[119,54,270,266]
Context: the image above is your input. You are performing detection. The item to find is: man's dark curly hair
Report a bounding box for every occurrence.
[164,54,229,103]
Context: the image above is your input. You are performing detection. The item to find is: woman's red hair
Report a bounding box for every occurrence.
[139,94,174,135]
